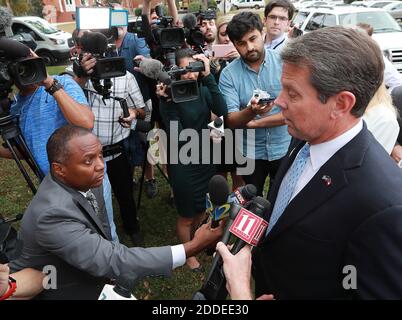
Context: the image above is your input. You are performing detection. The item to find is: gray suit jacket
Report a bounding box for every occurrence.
[10,174,173,300]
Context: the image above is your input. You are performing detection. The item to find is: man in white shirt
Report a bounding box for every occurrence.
[263,0,295,53]
[217,26,402,299]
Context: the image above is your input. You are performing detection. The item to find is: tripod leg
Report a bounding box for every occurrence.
[15,135,45,180]
[136,150,147,210]
[3,138,37,194]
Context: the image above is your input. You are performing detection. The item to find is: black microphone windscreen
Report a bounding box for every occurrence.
[242,184,257,200]
[0,6,12,34]
[80,32,108,55]
[213,117,223,127]
[182,13,197,30]
[0,37,30,59]
[208,175,229,206]
[248,196,271,218]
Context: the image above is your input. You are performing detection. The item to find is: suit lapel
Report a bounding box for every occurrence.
[264,126,370,242]
[265,153,348,241]
[50,174,110,240]
[73,193,110,240]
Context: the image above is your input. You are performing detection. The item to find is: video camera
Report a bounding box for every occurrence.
[164,60,205,103]
[79,31,126,80]
[0,37,47,117]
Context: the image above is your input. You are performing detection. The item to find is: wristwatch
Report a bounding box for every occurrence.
[45,78,64,95]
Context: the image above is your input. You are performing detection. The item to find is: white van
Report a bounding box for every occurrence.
[5,16,72,65]
[231,0,266,10]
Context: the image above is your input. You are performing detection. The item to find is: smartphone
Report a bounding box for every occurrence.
[258,97,275,105]
[212,44,236,58]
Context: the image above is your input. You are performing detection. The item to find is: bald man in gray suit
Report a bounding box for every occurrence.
[10,125,222,299]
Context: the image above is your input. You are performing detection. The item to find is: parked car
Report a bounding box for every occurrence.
[231,0,266,10]
[4,16,72,65]
[292,6,402,73]
[383,1,402,25]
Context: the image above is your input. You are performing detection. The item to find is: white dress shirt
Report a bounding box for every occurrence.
[79,191,186,269]
[289,120,363,202]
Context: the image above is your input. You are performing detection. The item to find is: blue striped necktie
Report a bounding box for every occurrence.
[267,143,310,234]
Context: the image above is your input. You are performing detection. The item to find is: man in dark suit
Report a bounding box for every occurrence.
[9,125,222,299]
[216,26,402,299]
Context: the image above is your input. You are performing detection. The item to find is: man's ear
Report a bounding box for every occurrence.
[51,162,65,178]
[331,91,356,119]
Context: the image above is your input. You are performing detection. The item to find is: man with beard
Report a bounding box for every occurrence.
[198,10,218,55]
[219,11,291,197]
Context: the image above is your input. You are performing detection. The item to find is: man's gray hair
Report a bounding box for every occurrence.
[281,26,384,117]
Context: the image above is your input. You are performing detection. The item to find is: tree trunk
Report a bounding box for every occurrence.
[5,0,12,11]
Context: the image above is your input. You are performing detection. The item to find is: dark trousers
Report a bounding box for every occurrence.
[106,152,139,234]
[242,157,284,197]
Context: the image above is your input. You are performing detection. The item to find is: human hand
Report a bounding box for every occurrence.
[184,220,224,259]
[156,82,169,98]
[216,242,253,300]
[133,55,146,73]
[80,52,96,75]
[391,144,402,164]
[0,264,10,297]
[222,50,239,60]
[250,97,274,116]
[119,108,137,128]
[193,54,210,77]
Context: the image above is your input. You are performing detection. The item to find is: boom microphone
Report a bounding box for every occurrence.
[182,13,197,30]
[0,37,30,59]
[80,32,108,55]
[137,58,171,85]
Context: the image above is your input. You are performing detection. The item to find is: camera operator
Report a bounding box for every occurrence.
[74,42,147,246]
[0,48,94,175]
[142,0,180,27]
[157,49,228,271]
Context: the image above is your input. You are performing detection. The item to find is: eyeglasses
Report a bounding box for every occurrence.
[267,15,289,22]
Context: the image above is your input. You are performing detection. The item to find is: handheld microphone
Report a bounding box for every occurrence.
[208,116,225,143]
[207,175,230,228]
[228,184,257,206]
[194,196,270,300]
[98,278,137,300]
[230,196,271,255]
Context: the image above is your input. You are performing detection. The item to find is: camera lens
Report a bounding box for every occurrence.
[17,62,37,83]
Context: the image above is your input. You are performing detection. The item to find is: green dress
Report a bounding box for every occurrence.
[160,74,228,217]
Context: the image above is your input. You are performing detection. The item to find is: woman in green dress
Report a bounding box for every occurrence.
[158,48,228,271]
